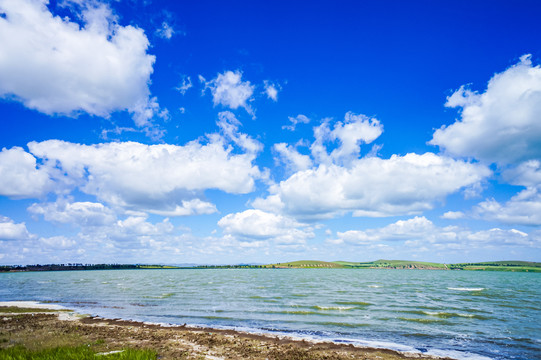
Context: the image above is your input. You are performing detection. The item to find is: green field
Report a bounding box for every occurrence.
[262,259,541,272]
[0,346,157,360]
[264,260,345,268]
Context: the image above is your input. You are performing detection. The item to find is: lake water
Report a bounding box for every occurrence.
[1,269,539,360]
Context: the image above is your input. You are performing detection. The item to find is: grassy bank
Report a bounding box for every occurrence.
[0,307,450,360]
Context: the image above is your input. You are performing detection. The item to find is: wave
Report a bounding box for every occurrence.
[398,317,452,324]
[335,301,372,306]
[423,311,490,320]
[310,321,370,328]
[142,292,175,299]
[400,310,490,320]
[267,310,334,316]
[448,287,485,291]
[426,349,493,360]
[313,306,355,311]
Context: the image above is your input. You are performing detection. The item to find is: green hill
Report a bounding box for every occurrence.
[265,260,345,268]
[262,260,541,272]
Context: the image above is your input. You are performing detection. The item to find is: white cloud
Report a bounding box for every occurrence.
[430,55,541,164]
[29,198,175,240]
[333,216,538,249]
[283,114,310,131]
[115,215,174,237]
[24,137,261,214]
[218,209,313,245]
[273,143,313,172]
[0,118,262,215]
[203,70,255,116]
[148,199,217,217]
[215,111,263,154]
[0,0,159,126]
[502,160,541,187]
[176,75,192,95]
[155,21,174,39]
[28,199,116,227]
[0,147,52,199]
[40,236,76,249]
[474,188,541,226]
[441,211,465,220]
[263,81,279,101]
[255,153,490,220]
[463,228,533,247]
[471,160,541,226]
[313,113,383,166]
[0,215,33,241]
[336,216,436,245]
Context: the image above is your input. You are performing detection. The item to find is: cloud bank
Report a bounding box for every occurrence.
[431,55,541,165]
[0,0,158,126]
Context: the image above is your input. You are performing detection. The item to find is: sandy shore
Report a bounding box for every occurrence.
[0,302,453,360]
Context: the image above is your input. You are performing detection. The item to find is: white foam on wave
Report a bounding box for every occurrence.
[423,311,475,318]
[314,306,355,311]
[448,287,485,291]
[368,285,382,288]
[0,301,66,310]
[427,348,492,360]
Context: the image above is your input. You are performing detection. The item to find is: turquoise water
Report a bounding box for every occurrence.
[1,269,539,359]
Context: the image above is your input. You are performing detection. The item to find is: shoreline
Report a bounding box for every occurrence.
[1,301,454,360]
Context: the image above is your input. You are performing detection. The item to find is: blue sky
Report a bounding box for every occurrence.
[1,0,540,265]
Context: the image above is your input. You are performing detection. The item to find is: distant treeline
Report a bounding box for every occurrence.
[1,260,540,272]
[0,264,178,272]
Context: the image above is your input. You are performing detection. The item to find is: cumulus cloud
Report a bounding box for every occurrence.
[218,209,313,245]
[502,160,541,187]
[430,55,541,165]
[311,113,383,166]
[176,75,192,95]
[0,116,263,215]
[203,70,255,116]
[283,114,310,131]
[215,111,263,154]
[273,143,313,172]
[441,211,465,220]
[28,198,177,247]
[472,160,541,226]
[0,215,33,241]
[474,188,541,226]
[28,198,116,227]
[335,216,436,245]
[155,21,174,39]
[262,112,491,220]
[0,0,159,126]
[25,138,261,214]
[40,236,76,249]
[0,147,52,199]
[255,153,490,220]
[263,80,279,101]
[332,216,538,249]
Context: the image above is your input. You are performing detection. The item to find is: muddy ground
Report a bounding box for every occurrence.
[0,307,452,360]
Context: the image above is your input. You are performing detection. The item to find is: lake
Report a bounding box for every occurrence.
[1,269,539,360]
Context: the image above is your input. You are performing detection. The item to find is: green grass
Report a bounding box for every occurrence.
[372,260,447,268]
[263,259,541,271]
[0,307,70,314]
[137,265,179,269]
[0,345,156,360]
[454,265,541,272]
[267,260,345,268]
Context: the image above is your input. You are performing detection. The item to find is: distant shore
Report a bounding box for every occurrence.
[1,302,453,360]
[2,259,540,272]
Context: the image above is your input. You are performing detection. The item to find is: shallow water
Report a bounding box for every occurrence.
[1,269,539,360]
